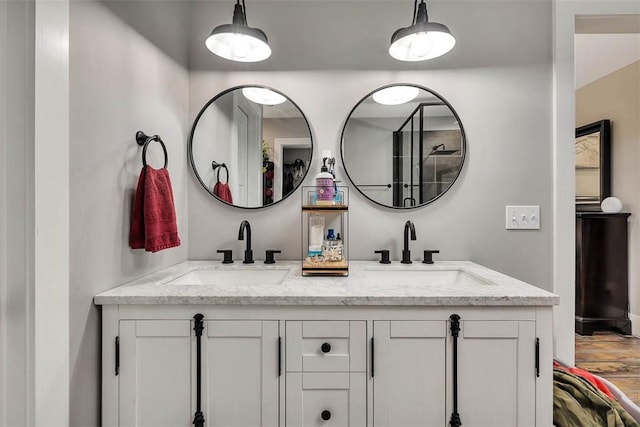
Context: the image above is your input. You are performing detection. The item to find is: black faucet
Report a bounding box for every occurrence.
[238,220,254,264]
[401,220,416,264]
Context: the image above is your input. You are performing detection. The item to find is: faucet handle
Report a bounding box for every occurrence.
[217,249,234,264]
[265,250,281,264]
[374,250,391,264]
[243,249,254,264]
[422,250,440,264]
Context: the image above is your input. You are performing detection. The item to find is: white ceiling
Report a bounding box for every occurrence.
[575,33,640,89]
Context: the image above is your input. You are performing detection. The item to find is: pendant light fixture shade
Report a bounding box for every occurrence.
[206,0,271,63]
[389,0,456,62]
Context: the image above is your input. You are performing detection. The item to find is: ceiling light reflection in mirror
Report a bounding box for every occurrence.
[242,87,287,105]
[372,85,420,105]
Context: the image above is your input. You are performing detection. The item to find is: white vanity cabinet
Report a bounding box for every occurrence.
[202,320,280,427]
[372,320,448,427]
[372,319,539,427]
[106,313,280,427]
[117,319,193,427]
[285,321,367,426]
[102,305,553,427]
[456,320,537,427]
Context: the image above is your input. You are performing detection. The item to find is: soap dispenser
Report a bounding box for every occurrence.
[315,158,334,206]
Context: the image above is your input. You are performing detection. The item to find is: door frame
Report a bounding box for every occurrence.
[552,0,640,364]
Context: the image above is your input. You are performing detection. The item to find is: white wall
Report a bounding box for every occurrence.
[188,62,554,294]
[192,93,234,193]
[0,0,35,425]
[34,0,70,424]
[343,118,394,206]
[69,1,189,424]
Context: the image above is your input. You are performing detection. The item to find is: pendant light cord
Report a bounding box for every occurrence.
[242,0,248,25]
[412,0,418,25]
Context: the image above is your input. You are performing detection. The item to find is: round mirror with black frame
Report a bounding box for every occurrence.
[189,85,313,209]
[341,84,466,209]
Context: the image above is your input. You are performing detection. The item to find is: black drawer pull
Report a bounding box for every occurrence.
[321,410,331,421]
[321,343,331,353]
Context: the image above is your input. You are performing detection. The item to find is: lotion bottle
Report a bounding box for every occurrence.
[315,158,334,205]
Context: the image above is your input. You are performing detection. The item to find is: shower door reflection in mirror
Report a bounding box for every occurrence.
[341,84,466,209]
[189,86,313,209]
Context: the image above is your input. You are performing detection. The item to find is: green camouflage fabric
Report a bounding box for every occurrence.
[554,368,640,427]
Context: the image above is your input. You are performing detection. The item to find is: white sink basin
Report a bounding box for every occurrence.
[363,269,490,287]
[167,268,290,286]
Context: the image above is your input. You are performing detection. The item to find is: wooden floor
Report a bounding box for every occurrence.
[575,332,640,405]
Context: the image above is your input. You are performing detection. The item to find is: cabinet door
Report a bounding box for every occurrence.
[457,320,536,427]
[286,372,366,427]
[119,320,193,427]
[373,321,447,427]
[203,320,279,427]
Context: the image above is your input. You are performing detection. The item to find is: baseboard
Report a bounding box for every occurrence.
[630,313,640,337]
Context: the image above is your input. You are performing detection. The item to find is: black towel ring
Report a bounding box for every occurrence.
[212,161,229,185]
[136,130,168,168]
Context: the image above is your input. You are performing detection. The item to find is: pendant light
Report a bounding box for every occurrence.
[389,0,456,62]
[205,0,271,63]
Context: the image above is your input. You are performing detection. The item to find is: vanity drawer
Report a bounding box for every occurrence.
[286,321,366,372]
[286,372,366,427]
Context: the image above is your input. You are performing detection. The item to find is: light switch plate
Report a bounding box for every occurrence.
[506,206,540,230]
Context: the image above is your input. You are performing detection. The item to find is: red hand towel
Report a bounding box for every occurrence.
[129,166,147,250]
[129,166,181,252]
[213,182,233,204]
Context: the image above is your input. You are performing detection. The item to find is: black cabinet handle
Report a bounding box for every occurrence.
[321,342,331,353]
[321,410,331,421]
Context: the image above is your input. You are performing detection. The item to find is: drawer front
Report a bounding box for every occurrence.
[286,321,366,372]
[286,372,366,427]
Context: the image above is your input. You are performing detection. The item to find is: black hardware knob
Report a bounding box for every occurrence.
[321,410,331,421]
[321,343,331,353]
[265,249,281,264]
[374,250,391,264]
[217,249,233,264]
[422,250,440,264]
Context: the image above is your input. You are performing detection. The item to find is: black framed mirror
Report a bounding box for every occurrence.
[575,119,610,211]
[341,84,466,209]
[189,85,313,209]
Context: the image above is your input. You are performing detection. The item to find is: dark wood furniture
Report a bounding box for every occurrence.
[576,212,632,335]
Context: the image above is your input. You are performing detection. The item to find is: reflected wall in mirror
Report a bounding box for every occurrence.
[575,119,610,210]
[341,84,466,209]
[189,85,313,208]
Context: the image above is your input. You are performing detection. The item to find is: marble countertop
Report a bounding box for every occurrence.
[93,261,559,306]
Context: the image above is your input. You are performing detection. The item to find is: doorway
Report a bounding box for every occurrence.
[572,12,640,397]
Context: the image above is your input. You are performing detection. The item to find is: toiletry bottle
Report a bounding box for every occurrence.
[322,229,344,262]
[308,214,325,257]
[315,159,335,206]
